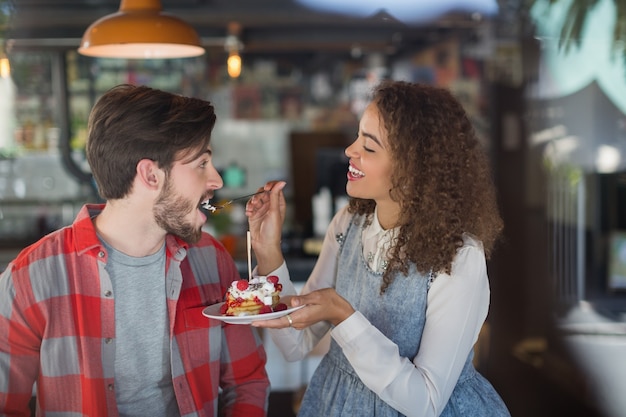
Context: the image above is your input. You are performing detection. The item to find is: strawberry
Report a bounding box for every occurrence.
[259,305,273,314]
[219,303,228,315]
[273,303,287,312]
[236,280,249,291]
[276,283,283,292]
[267,275,279,284]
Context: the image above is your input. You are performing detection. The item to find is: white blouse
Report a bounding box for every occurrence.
[265,205,491,417]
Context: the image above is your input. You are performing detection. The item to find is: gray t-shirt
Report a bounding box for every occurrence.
[101,238,180,416]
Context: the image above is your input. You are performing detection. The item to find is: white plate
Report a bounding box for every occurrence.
[202,302,305,325]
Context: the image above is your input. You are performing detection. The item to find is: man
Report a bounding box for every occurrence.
[0,84,270,416]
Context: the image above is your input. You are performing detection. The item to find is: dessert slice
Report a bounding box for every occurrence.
[221,275,286,316]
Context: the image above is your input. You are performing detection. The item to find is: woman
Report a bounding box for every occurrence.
[247,80,510,417]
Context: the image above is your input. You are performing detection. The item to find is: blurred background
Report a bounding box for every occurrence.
[1,0,625,416]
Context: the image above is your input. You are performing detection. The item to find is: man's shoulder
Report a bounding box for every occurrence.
[10,227,75,269]
[183,233,239,285]
[186,232,234,263]
[194,232,225,250]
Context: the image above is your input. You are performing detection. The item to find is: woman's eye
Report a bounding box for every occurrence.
[363,146,374,153]
[199,160,208,168]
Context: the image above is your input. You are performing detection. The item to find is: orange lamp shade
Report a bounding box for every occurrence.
[78,0,205,59]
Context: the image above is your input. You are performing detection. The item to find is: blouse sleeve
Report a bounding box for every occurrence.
[265,206,353,361]
[331,239,491,417]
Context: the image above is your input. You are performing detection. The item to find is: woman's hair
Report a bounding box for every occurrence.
[348,80,503,292]
[86,84,217,200]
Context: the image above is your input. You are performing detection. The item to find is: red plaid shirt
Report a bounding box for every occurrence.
[0,204,269,416]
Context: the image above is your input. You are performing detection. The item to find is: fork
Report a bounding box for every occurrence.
[201,190,265,212]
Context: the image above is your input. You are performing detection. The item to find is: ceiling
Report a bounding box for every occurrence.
[4,0,495,59]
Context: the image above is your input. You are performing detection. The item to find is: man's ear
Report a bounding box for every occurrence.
[136,159,164,191]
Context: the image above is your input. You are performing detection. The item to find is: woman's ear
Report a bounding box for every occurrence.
[136,159,164,191]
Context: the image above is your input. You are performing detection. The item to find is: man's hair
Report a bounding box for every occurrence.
[86,84,217,200]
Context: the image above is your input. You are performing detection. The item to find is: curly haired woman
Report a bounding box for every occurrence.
[246,80,510,417]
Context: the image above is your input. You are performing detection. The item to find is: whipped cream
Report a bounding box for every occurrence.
[227,276,279,306]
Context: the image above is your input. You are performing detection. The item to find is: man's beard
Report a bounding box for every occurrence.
[154,180,203,243]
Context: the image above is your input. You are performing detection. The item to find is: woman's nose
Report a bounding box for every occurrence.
[345,140,358,158]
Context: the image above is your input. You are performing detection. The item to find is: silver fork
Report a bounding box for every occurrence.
[201,190,265,212]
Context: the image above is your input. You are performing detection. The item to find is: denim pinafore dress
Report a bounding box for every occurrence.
[298,214,510,417]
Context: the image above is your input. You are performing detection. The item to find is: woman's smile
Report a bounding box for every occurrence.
[347,164,365,180]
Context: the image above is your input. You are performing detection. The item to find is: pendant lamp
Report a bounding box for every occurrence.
[78,0,205,59]
[0,44,9,78]
[225,22,242,78]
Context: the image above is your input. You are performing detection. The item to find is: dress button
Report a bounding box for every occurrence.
[105,338,112,344]
[98,251,105,258]
[104,290,112,297]
[107,383,114,390]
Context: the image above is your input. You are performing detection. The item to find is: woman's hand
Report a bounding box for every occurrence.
[245,180,286,274]
[252,288,355,329]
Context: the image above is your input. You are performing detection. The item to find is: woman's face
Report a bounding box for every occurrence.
[344,101,396,210]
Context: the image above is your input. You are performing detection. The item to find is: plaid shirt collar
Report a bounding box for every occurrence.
[72,203,189,259]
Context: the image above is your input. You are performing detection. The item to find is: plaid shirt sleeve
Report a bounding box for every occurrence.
[0,257,41,414]
[0,216,114,415]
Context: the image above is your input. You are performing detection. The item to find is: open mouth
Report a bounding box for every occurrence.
[348,164,365,179]
[199,198,217,213]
